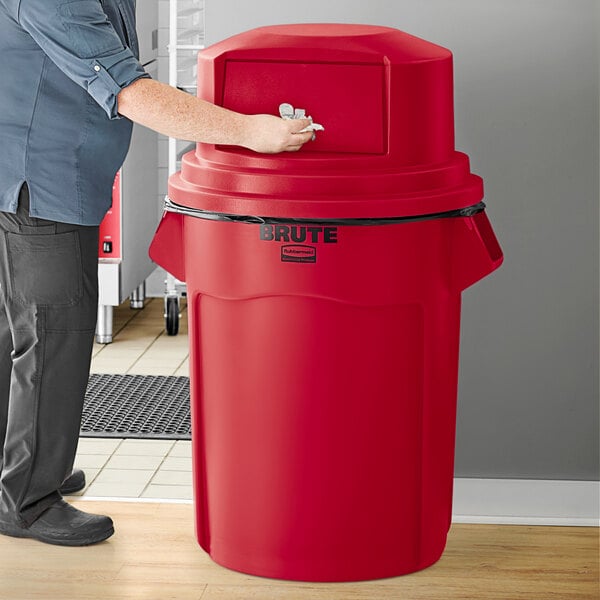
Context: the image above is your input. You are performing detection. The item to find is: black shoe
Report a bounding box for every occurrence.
[59,468,86,495]
[0,499,114,546]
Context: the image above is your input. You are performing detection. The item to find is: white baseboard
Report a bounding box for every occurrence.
[452,478,600,526]
[79,479,600,527]
[79,496,193,505]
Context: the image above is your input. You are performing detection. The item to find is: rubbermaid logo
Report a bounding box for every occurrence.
[281,245,317,263]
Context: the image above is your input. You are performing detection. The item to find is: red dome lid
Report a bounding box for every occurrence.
[169,24,483,219]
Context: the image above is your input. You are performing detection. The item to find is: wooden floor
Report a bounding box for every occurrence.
[0,501,597,600]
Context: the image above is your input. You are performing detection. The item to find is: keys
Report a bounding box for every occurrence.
[279,102,324,140]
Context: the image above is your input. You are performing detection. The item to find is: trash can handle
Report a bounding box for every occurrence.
[148,207,186,282]
[452,211,503,291]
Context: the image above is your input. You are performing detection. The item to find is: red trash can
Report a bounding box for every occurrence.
[149,24,503,582]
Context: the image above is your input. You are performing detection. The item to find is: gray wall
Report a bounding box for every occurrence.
[205,0,599,481]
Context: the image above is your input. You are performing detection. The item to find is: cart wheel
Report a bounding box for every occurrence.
[165,296,179,336]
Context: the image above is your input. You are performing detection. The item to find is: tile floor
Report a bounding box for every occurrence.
[68,297,193,503]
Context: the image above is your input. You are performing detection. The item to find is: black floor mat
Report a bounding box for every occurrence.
[81,373,191,440]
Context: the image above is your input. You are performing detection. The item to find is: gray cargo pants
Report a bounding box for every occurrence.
[0,186,98,527]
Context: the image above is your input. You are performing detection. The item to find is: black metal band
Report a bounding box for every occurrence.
[163,197,486,226]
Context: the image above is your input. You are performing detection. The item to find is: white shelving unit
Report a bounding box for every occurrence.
[164,0,205,334]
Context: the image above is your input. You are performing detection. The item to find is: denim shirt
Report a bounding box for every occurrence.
[0,0,150,225]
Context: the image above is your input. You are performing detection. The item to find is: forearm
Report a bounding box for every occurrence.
[117,78,248,145]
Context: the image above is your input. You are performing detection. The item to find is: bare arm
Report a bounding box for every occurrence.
[117,78,314,153]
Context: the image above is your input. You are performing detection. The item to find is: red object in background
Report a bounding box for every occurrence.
[98,170,122,259]
[150,24,503,582]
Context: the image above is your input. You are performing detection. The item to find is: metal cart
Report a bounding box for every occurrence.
[163,0,205,335]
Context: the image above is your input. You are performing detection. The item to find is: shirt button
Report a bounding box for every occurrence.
[94,65,101,72]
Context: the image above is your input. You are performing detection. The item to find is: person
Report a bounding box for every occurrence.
[0,0,314,547]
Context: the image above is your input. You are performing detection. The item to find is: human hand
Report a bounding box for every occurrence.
[241,114,316,153]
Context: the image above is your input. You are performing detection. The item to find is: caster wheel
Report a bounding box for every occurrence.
[165,296,180,336]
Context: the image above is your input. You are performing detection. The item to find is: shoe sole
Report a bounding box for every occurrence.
[0,522,114,546]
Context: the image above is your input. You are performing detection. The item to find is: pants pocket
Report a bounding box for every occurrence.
[6,231,83,306]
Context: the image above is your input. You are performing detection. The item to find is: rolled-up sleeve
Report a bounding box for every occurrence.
[18,0,150,119]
